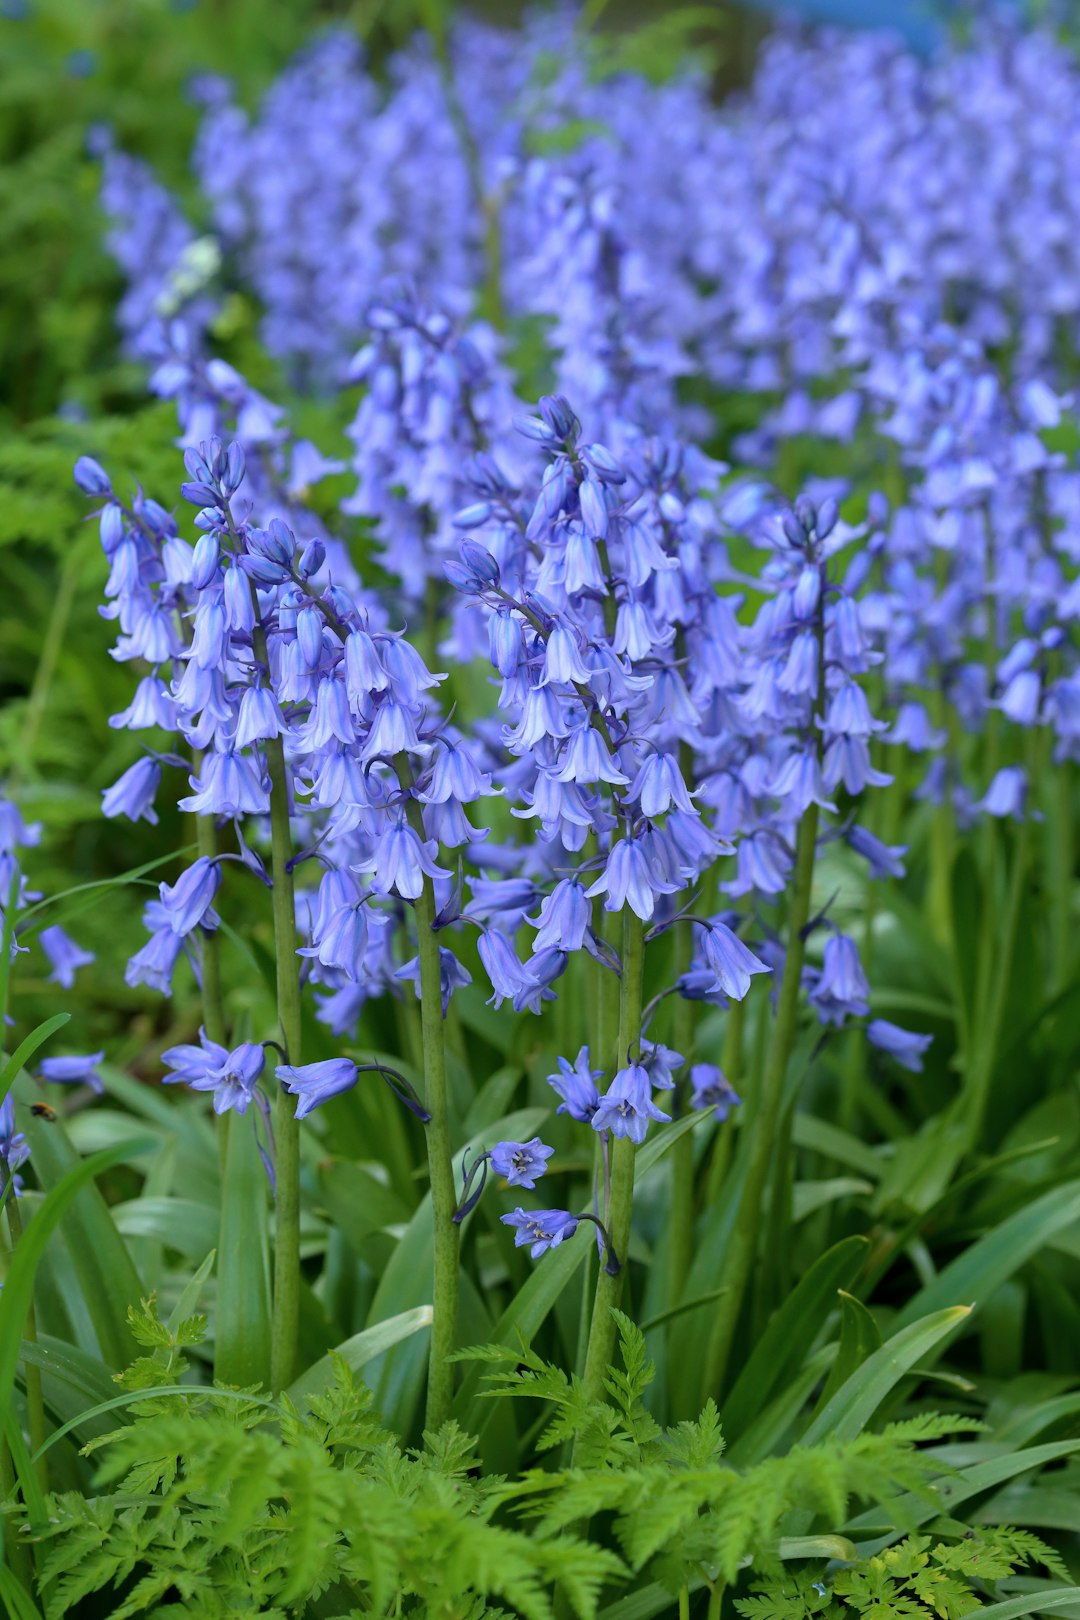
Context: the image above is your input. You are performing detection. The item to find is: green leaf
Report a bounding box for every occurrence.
[23,1117,147,1370]
[453,1230,591,1440]
[109,1196,218,1260]
[846,1440,1080,1543]
[0,1140,154,1448]
[778,1536,857,1562]
[0,1562,44,1620]
[214,1111,271,1389]
[167,1249,216,1338]
[894,1181,1080,1331]
[813,1291,883,1414]
[801,1307,971,1447]
[792,1114,884,1179]
[723,1236,868,1443]
[0,1011,70,1107]
[18,1334,120,1439]
[287,1305,434,1405]
[316,1159,412,1251]
[793,1178,874,1222]
[598,1579,707,1620]
[970,1589,1080,1620]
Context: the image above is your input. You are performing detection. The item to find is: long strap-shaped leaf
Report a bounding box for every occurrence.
[801,1305,970,1446]
[0,1140,154,1449]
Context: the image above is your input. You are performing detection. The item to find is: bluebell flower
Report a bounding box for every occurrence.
[586,837,661,921]
[689,1063,741,1121]
[477,928,533,1008]
[38,925,95,989]
[867,1019,933,1073]
[626,752,696,817]
[178,750,270,817]
[808,934,870,1027]
[277,1057,359,1120]
[641,1042,684,1091]
[547,1046,602,1121]
[514,947,568,1014]
[165,1034,265,1114]
[501,1207,580,1258]
[979,766,1028,820]
[592,1063,671,1144]
[158,857,221,936]
[847,825,907,880]
[108,676,177,732]
[125,900,186,994]
[692,922,770,1002]
[39,1051,106,1094]
[102,756,162,825]
[73,456,112,497]
[489,1137,555,1189]
[530,878,590,954]
[0,1094,29,1198]
[394,947,472,1016]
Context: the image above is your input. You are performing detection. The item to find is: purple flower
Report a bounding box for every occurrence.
[158,857,221,936]
[808,934,870,1027]
[0,1094,29,1198]
[73,456,112,497]
[38,925,95,989]
[979,766,1027,820]
[547,1046,602,1122]
[585,838,660,922]
[125,903,186,994]
[530,879,590,954]
[394,947,472,1016]
[38,1051,106,1094]
[102,756,161,824]
[163,1032,266,1114]
[689,1063,741,1121]
[367,820,448,901]
[693,923,771,1003]
[277,1057,359,1119]
[489,1137,555,1189]
[478,928,534,1009]
[867,1019,933,1073]
[501,1207,580,1258]
[592,1063,671,1145]
[641,1041,684,1091]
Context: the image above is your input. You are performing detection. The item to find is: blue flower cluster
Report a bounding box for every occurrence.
[43,8,1080,1259]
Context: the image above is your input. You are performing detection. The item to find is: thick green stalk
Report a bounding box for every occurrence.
[580,908,646,1405]
[413,867,459,1434]
[194,797,229,1184]
[254,627,303,1396]
[396,771,458,1435]
[703,803,820,1399]
[1050,759,1073,995]
[666,923,696,1302]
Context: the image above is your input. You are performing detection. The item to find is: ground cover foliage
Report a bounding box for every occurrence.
[4,2,1080,1617]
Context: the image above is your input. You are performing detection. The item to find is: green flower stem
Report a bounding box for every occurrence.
[666,923,696,1303]
[413,866,459,1434]
[397,769,458,1434]
[703,802,820,1398]
[253,627,303,1396]
[193,787,229,1184]
[580,906,646,1406]
[1051,759,1073,994]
